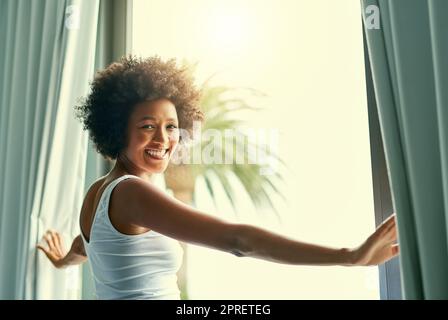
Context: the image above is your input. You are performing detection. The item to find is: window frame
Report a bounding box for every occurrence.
[82,2,397,299]
[363,25,403,300]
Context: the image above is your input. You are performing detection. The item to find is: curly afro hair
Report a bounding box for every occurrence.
[75,55,204,160]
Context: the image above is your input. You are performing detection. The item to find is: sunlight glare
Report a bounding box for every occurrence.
[204,4,254,57]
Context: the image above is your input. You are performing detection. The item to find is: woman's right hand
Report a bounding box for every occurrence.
[36,230,67,269]
[351,214,399,266]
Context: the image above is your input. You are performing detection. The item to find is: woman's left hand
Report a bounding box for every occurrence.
[351,214,399,266]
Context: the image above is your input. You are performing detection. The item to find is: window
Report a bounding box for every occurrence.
[131,0,382,299]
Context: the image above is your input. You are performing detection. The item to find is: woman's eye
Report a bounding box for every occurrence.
[167,124,178,130]
[142,124,155,129]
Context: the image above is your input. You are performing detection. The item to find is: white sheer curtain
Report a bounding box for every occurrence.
[0,0,134,299]
[27,0,100,299]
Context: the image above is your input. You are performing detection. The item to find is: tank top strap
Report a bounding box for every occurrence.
[107,174,139,194]
[94,174,139,222]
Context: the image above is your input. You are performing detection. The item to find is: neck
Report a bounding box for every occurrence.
[111,153,155,182]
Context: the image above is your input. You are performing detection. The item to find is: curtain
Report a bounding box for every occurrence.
[361,0,448,299]
[0,0,126,299]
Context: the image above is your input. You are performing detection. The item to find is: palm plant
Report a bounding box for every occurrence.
[164,79,286,299]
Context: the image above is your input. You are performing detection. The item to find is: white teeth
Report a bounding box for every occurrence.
[145,149,168,159]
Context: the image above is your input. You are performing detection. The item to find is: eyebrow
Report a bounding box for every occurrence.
[139,116,177,122]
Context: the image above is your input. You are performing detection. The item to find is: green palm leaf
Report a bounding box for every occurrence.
[191,83,286,218]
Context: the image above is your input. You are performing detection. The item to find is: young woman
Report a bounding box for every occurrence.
[37,56,399,300]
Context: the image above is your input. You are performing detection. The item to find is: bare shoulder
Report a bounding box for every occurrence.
[115,176,172,197]
[90,176,108,190]
[83,177,106,207]
[112,178,196,218]
[84,176,108,201]
[112,176,188,213]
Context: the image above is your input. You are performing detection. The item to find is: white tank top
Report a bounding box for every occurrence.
[80,175,183,300]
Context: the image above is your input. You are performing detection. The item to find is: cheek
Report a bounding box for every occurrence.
[133,131,152,145]
[170,130,180,145]
[126,132,150,155]
[170,137,179,150]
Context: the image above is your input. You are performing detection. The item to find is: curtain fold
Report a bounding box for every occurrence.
[428,1,448,260]
[0,0,69,299]
[362,0,448,299]
[31,0,101,300]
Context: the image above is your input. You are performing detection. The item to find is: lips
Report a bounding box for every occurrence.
[145,148,169,160]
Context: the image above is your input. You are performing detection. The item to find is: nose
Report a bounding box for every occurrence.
[152,125,169,145]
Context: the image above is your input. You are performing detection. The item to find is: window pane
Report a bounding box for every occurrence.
[132,0,379,299]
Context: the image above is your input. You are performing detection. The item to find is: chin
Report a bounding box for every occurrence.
[147,164,168,174]
[154,167,167,174]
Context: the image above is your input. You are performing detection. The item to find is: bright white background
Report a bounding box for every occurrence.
[132,0,379,299]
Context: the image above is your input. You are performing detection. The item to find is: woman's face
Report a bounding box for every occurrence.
[122,98,180,174]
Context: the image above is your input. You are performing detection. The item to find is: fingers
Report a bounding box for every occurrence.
[377,214,396,236]
[36,244,48,254]
[378,243,400,265]
[383,214,396,229]
[37,229,64,256]
[385,224,398,242]
[54,231,63,249]
[50,230,64,257]
[371,216,398,249]
[391,243,399,257]
[44,231,56,252]
[36,244,54,262]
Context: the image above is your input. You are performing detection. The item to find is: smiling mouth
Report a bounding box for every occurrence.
[145,148,169,160]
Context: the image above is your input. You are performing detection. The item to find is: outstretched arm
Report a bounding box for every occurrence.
[230,213,398,266]
[37,230,87,269]
[118,178,399,267]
